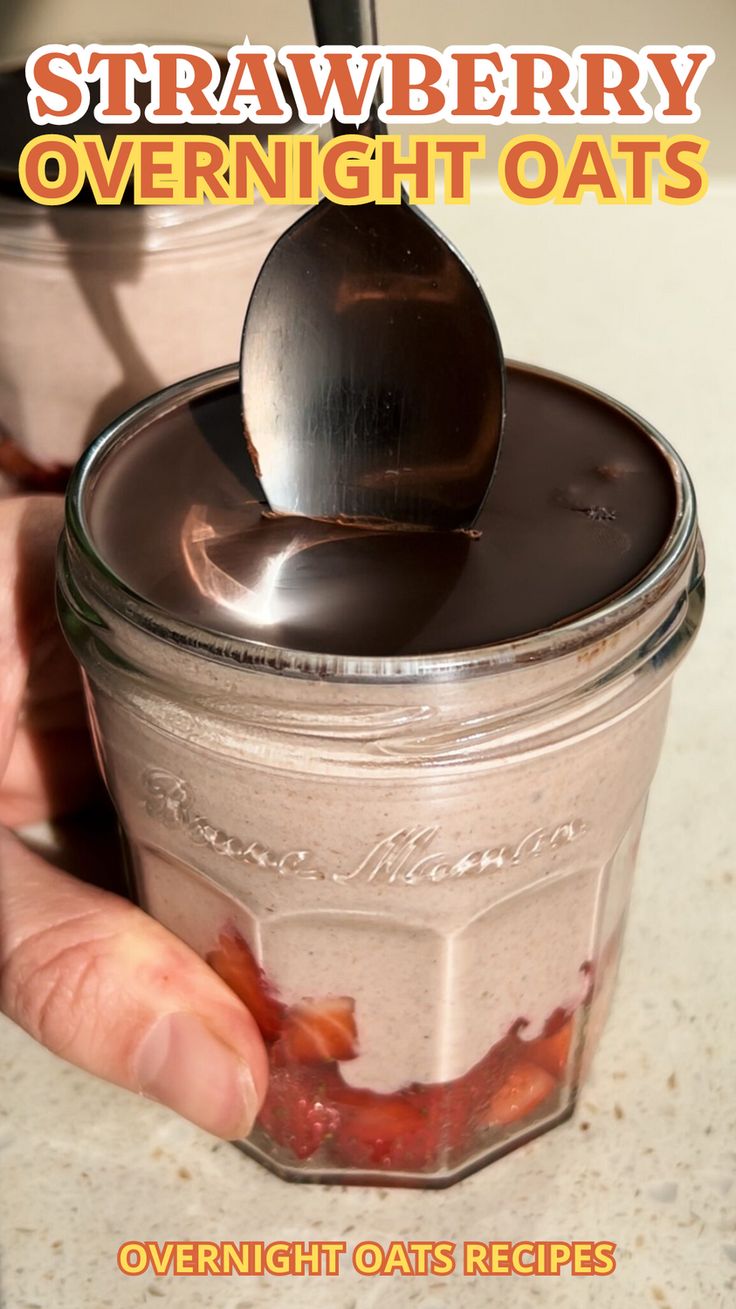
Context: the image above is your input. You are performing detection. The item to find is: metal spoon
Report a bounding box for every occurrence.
[240,0,505,532]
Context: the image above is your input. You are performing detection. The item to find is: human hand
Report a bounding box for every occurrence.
[0,496,267,1138]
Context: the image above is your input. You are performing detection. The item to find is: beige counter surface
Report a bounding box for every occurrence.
[1,184,735,1308]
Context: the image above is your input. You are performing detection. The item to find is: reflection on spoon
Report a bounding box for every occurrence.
[181,504,385,629]
[179,502,472,654]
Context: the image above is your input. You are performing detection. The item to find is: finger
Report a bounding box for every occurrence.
[0,496,33,772]
[0,718,101,829]
[0,827,268,1139]
[0,494,98,825]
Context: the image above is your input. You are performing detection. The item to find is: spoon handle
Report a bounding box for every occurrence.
[308,0,383,137]
[309,0,377,46]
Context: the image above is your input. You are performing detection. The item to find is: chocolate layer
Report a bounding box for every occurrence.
[86,365,676,657]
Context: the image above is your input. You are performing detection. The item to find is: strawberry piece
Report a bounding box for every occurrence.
[206,926,285,1043]
[415,1079,476,1157]
[461,1032,518,1103]
[484,1061,557,1127]
[281,997,358,1063]
[0,432,72,493]
[541,1007,571,1038]
[522,1018,574,1080]
[429,1034,519,1152]
[334,1087,439,1171]
[258,1060,340,1161]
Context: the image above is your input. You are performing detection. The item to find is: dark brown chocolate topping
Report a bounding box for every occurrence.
[86,366,677,657]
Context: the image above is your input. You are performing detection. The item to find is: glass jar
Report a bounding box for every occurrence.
[0,54,302,494]
[57,363,704,1188]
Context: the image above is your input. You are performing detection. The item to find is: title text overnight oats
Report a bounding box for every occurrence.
[58,363,703,1186]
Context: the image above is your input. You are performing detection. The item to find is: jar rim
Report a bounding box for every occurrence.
[63,360,698,685]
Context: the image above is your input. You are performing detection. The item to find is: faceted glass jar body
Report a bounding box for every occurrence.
[58,365,704,1187]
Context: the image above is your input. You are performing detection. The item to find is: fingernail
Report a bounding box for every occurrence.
[134,1012,259,1140]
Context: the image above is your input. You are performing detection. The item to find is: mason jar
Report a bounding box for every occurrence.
[57,362,704,1188]
[0,54,301,494]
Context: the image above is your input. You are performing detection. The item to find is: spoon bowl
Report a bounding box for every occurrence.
[240,0,505,532]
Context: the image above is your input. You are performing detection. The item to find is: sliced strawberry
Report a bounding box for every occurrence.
[461,1032,518,1104]
[522,1018,574,1080]
[258,1060,340,1161]
[281,996,358,1063]
[206,926,285,1043]
[334,1087,439,1171]
[414,1079,476,1157]
[542,1007,571,1038]
[423,1034,518,1152]
[0,433,72,492]
[484,1061,557,1127]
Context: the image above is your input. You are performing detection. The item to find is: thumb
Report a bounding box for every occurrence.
[0,827,268,1139]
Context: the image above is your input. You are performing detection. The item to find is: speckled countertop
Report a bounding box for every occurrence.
[1,187,735,1309]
